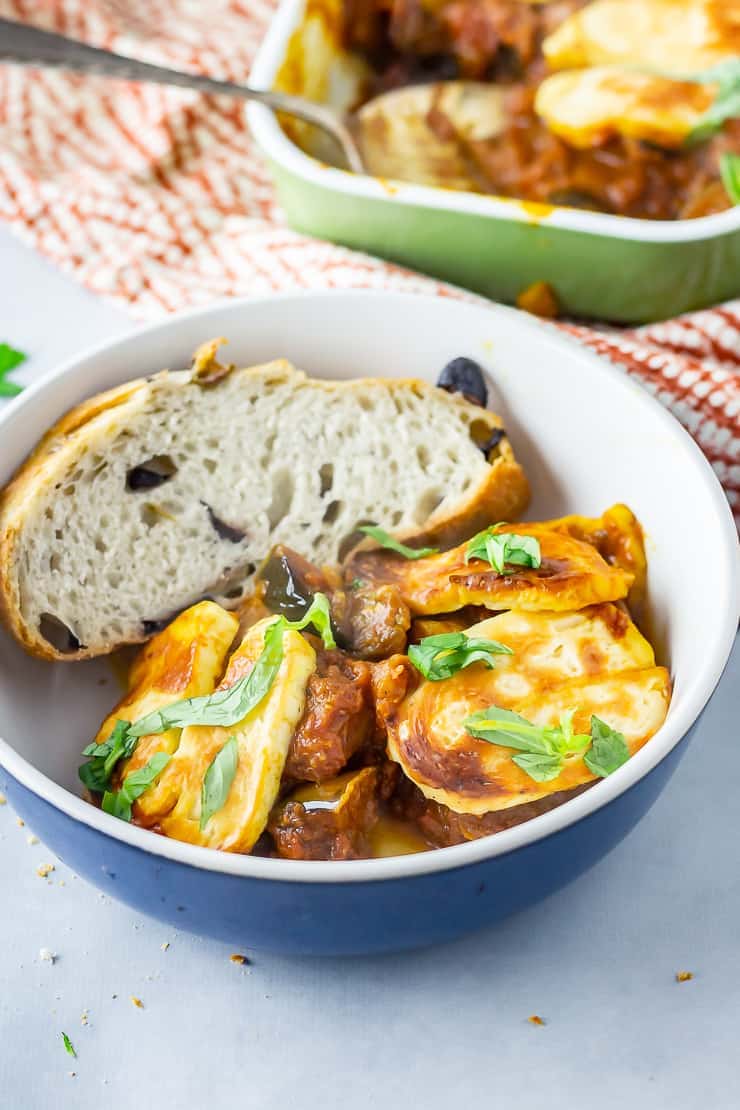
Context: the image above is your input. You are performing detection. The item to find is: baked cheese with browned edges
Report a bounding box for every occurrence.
[347,520,633,616]
[385,605,671,815]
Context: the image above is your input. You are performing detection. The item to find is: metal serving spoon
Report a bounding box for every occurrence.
[0,17,364,172]
[0,18,508,189]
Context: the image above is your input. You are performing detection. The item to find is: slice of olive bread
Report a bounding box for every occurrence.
[0,345,529,661]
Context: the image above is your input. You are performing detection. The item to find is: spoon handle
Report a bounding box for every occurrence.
[0,18,364,172]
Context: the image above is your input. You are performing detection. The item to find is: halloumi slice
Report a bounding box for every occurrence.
[94,602,239,819]
[536,68,716,149]
[157,618,316,851]
[348,522,633,616]
[543,0,740,76]
[386,606,670,814]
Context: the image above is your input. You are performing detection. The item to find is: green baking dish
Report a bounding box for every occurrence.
[247,0,740,324]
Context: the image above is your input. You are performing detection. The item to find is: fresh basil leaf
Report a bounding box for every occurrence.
[78,719,136,794]
[61,1032,76,1059]
[687,59,740,143]
[409,631,513,681]
[720,153,740,205]
[102,751,172,823]
[465,706,557,755]
[358,525,439,560]
[0,342,26,376]
[583,716,630,778]
[200,735,239,831]
[0,380,23,398]
[282,591,336,649]
[511,752,564,782]
[102,789,133,822]
[465,527,541,575]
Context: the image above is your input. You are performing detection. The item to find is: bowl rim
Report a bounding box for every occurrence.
[0,289,737,884]
[247,0,740,245]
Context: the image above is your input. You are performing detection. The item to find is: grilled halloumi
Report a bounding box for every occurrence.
[157,619,316,851]
[543,0,740,76]
[347,521,633,616]
[545,503,647,619]
[536,68,716,149]
[96,602,239,815]
[386,605,671,815]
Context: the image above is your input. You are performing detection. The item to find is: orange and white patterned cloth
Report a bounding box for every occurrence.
[0,1,738,524]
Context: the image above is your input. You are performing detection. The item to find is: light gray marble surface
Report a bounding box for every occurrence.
[1,228,738,1110]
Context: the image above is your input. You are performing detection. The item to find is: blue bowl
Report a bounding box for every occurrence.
[0,293,737,955]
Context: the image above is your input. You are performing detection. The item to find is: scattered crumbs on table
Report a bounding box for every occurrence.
[27,834,39,846]
[37,863,55,879]
[67,1072,77,1079]
[61,1032,76,1058]
[80,1010,89,1027]
[676,970,694,983]
[161,941,170,951]
[17,817,24,827]
[111,994,118,1000]
[0,792,6,804]
[230,953,251,966]
[39,948,56,964]
[59,880,66,887]
[528,1015,546,1026]
[130,996,144,1009]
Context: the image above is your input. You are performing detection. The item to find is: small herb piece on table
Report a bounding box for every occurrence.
[0,342,26,396]
[465,527,541,575]
[61,1032,76,1058]
[358,525,439,560]
[408,631,513,681]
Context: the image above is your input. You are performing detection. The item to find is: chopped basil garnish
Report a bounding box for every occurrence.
[687,60,740,144]
[79,595,336,799]
[61,1032,76,1058]
[465,526,541,575]
[101,752,171,823]
[583,716,632,777]
[464,706,629,783]
[200,735,239,831]
[408,631,513,681]
[720,153,740,205]
[78,720,137,794]
[358,525,438,560]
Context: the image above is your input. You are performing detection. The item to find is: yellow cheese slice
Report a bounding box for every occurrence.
[386,605,670,814]
[536,67,716,149]
[348,521,633,616]
[543,0,740,76]
[157,618,316,851]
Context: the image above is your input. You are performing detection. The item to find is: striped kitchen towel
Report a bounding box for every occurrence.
[0,0,737,523]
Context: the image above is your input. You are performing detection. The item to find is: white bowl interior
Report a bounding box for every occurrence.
[0,293,736,878]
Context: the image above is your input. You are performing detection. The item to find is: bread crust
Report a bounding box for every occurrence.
[0,352,529,662]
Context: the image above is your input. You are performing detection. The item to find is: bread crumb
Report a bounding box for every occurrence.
[676,970,694,982]
[68,1072,76,1079]
[130,996,144,1009]
[161,942,170,951]
[37,863,54,879]
[39,948,56,963]
[80,1010,89,1026]
[528,1015,546,1026]
[27,834,39,846]
[230,953,251,966]
[17,817,25,827]
[0,792,6,805]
